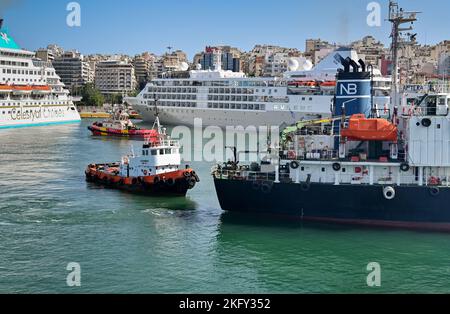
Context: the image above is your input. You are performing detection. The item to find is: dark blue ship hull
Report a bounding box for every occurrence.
[213,179,450,232]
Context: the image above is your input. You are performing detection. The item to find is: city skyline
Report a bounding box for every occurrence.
[1,0,449,59]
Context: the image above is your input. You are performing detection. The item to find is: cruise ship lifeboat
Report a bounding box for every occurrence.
[341,114,398,142]
[12,85,33,95]
[319,81,336,91]
[31,85,51,94]
[0,84,13,93]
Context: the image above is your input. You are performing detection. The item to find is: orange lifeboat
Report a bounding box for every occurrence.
[32,85,51,91]
[0,85,13,93]
[320,81,336,88]
[341,114,398,142]
[12,85,33,91]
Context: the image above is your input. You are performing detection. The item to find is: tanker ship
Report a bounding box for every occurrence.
[212,53,450,231]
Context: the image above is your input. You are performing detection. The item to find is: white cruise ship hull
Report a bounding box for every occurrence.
[133,103,320,128]
[0,104,81,129]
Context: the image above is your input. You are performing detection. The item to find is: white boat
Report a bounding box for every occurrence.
[125,48,391,128]
[0,19,81,129]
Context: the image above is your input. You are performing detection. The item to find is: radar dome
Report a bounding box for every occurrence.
[302,59,313,71]
[287,58,299,71]
[179,62,189,71]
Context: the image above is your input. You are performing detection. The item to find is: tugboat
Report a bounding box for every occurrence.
[88,110,154,138]
[86,114,199,196]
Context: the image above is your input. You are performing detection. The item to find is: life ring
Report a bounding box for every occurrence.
[430,187,440,197]
[383,186,396,200]
[288,150,297,160]
[421,118,432,128]
[400,163,410,172]
[261,182,273,194]
[332,163,341,172]
[290,161,300,170]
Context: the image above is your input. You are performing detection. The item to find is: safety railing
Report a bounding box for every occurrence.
[212,166,450,187]
[146,139,180,148]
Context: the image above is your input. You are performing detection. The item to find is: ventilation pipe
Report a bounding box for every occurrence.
[348,59,360,73]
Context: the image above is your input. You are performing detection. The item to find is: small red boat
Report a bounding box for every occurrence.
[88,111,154,138]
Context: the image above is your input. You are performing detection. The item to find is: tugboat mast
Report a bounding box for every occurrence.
[389,1,420,107]
[152,93,162,134]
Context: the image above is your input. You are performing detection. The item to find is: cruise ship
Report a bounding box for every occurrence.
[0,19,80,129]
[126,48,391,128]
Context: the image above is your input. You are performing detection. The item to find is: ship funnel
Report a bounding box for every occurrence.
[334,54,350,72]
[334,58,372,118]
[358,59,366,72]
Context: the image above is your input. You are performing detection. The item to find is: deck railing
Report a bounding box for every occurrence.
[212,166,450,187]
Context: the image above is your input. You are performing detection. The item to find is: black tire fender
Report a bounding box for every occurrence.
[421,118,432,128]
[332,163,341,172]
[261,182,273,194]
[301,182,311,192]
[430,187,440,197]
[252,180,261,190]
[400,163,410,172]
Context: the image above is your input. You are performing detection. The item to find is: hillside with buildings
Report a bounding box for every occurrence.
[34,37,449,103]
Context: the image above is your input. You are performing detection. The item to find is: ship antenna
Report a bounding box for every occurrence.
[388,1,420,107]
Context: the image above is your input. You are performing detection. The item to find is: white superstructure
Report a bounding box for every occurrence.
[0,20,80,129]
[126,48,391,128]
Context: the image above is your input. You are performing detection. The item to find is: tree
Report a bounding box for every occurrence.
[80,83,105,107]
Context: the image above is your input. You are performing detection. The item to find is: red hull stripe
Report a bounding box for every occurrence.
[303,216,450,232]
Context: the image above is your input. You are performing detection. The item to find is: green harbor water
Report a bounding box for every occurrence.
[1,120,450,293]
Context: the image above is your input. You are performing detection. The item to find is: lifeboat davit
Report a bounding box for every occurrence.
[341,114,398,142]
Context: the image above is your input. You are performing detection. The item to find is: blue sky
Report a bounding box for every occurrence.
[1,0,449,60]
